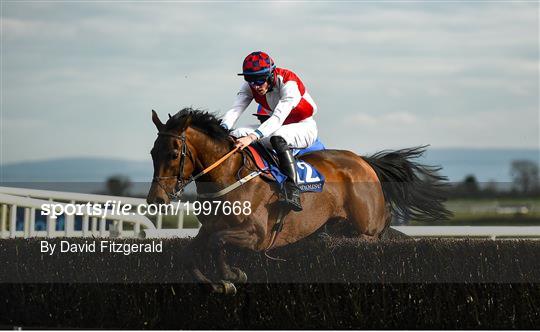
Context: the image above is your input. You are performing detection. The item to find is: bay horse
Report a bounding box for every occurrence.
[147,108,451,293]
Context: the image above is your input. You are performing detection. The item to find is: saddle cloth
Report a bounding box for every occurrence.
[245,138,326,193]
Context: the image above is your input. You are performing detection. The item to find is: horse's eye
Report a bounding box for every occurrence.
[170,151,179,160]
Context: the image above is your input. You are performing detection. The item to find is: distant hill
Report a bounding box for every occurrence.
[421,148,539,183]
[1,157,153,182]
[1,149,538,193]
[0,158,154,194]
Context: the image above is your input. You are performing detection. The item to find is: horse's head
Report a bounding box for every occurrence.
[147,110,195,204]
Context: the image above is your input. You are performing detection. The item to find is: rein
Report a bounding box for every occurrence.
[152,131,239,200]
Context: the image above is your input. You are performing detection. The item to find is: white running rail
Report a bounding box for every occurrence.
[0,193,155,238]
[0,186,187,229]
[0,186,196,239]
[1,186,540,240]
[392,226,540,240]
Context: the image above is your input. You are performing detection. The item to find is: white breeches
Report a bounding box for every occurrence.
[231,117,318,149]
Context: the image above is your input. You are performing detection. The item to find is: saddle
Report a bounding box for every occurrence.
[244,138,326,193]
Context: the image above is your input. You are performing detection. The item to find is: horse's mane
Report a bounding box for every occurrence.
[165,107,230,141]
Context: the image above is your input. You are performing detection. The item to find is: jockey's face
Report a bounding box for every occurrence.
[252,81,269,96]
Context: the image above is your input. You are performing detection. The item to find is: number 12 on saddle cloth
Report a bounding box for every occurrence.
[245,139,326,193]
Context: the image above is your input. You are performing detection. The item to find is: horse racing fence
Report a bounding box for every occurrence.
[1,186,540,240]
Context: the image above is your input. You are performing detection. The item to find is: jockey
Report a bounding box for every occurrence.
[221,51,318,212]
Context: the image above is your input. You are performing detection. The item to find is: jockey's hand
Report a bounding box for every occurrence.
[235,134,258,150]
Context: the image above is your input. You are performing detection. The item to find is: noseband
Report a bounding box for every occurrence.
[152,131,194,200]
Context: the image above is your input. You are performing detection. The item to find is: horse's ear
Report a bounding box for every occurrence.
[151,110,164,131]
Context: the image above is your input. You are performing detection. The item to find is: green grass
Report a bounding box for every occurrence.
[411,216,540,226]
[147,214,200,229]
[411,198,540,226]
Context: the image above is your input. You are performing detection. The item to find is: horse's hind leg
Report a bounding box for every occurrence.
[346,180,389,239]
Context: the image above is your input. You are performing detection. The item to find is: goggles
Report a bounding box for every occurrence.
[245,74,270,87]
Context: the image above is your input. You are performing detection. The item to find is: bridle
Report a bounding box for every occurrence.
[152,131,240,201]
[152,131,195,200]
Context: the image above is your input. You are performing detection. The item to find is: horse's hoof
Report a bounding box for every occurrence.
[231,267,248,283]
[220,280,237,295]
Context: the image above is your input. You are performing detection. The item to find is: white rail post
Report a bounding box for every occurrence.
[99,217,107,237]
[0,204,7,235]
[157,214,163,229]
[47,198,55,237]
[9,205,17,238]
[29,208,36,237]
[1,204,7,236]
[23,207,30,237]
[177,212,184,229]
[91,217,97,235]
[46,214,55,238]
[82,215,90,237]
[109,220,119,238]
[65,200,75,237]
[134,222,141,237]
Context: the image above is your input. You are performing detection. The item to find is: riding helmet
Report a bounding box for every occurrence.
[238,51,276,77]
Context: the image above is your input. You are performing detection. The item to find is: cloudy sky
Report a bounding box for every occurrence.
[1,1,538,164]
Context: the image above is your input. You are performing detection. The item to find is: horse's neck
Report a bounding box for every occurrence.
[188,128,242,188]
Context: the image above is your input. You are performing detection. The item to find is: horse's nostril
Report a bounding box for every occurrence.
[154,197,165,204]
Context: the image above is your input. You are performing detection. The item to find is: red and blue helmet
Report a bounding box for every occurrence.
[238,51,276,79]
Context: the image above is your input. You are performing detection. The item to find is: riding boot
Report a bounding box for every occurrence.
[270,136,302,212]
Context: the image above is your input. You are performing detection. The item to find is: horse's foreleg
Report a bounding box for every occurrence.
[210,227,258,283]
[213,249,248,284]
[182,231,208,280]
[183,228,235,293]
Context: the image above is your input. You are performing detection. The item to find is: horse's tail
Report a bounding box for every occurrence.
[363,146,452,223]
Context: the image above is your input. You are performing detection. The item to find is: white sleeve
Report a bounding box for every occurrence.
[221,82,253,130]
[255,81,302,138]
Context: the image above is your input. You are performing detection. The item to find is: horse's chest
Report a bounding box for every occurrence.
[198,214,242,231]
